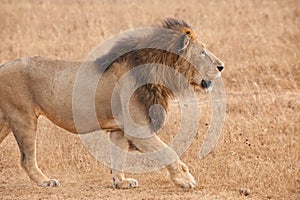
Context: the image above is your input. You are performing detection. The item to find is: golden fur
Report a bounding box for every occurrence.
[0,18,224,188]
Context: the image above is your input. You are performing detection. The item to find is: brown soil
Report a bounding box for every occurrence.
[0,0,299,199]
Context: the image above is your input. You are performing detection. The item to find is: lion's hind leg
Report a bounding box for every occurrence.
[8,110,59,187]
[110,130,138,189]
[0,110,11,144]
[0,122,11,144]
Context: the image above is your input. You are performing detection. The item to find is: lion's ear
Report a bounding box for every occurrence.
[178,34,191,54]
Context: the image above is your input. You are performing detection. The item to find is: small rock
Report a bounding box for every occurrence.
[239,188,250,196]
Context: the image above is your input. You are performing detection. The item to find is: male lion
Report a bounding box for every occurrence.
[0,18,224,189]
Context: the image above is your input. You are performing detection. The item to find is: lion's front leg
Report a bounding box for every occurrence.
[110,130,138,189]
[125,134,196,189]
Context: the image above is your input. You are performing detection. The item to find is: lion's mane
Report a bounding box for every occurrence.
[96,18,198,131]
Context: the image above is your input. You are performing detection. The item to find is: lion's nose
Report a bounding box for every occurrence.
[217,66,224,72]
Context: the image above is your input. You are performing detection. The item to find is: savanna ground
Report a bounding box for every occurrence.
[0,0,299,199]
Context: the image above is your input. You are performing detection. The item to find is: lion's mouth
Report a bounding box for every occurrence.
[201,80,212,89]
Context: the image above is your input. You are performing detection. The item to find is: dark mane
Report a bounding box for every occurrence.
[95,18,197,132]
[162,18,191,31]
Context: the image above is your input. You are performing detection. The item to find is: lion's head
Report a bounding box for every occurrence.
[161,18,224,90]
[96,18,224,131]
[96,18,224,90]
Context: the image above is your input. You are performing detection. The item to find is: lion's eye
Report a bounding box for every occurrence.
[201,50,206,57]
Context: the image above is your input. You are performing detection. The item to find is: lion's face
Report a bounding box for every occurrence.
[188,41,224,90]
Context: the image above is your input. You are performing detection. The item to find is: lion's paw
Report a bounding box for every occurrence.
[168,162,196,189]
[171,172,196,189]
[113,178,138,189]
[37,179,60,187]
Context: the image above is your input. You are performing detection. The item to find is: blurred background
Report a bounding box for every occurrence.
[0,0,299,199]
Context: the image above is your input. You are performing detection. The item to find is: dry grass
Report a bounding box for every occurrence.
[0,0,299,199]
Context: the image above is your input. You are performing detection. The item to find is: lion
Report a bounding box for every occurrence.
[0,18,224,189]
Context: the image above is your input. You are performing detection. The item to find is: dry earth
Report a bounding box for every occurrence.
[0,0,299,199]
